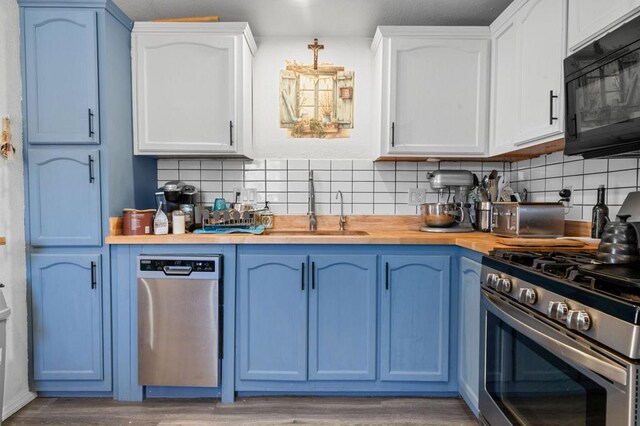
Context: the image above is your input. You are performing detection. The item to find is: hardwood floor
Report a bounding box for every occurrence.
[5,396,478,425]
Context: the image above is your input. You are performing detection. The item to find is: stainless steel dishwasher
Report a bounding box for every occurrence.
[137,255,221,387]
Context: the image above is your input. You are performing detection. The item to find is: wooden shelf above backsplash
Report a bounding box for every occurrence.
[375,138,565,162]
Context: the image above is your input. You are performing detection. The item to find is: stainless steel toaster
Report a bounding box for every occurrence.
[491,202,565,238]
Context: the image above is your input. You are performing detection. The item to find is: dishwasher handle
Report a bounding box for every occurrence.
[163,266,193,276]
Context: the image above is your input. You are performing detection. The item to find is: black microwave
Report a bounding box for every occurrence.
[564,14,640,158]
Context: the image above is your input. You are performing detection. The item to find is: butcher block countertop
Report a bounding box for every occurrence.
[106,215,596,255]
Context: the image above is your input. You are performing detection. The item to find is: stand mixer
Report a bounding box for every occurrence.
[420,170,475,233]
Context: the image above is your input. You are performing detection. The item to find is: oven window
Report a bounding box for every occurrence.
[568,47,640,136]
[486,312,607,426]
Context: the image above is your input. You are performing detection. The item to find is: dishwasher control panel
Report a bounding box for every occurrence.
[138,255,221,279]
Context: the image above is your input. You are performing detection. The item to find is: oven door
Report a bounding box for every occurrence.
[480,290,635,426]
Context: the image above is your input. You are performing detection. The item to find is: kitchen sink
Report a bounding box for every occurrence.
[267,230,369,236]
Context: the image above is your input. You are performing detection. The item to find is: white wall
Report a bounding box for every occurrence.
[0,0,36,418]
[252,37,374,159]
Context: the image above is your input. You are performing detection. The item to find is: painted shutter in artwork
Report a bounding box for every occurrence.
[336,71,354,128]
[279,70,298,128]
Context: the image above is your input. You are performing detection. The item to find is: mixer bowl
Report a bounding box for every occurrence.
[421,203,463,228]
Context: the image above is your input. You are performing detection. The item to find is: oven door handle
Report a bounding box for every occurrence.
[483,291,628,387]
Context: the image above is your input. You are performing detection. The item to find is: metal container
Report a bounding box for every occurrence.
[491,202,565,238]
[421,203,464,228]
[475,202,492,232]
[122,209,155,236]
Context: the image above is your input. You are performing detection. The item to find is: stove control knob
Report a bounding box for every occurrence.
[496,278,512,294]
[518,288,537,305]
[547,301,569,321]
[566,310,591,331]
[485,273,499,289]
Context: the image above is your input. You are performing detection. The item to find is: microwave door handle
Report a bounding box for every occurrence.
[483,291,628,387]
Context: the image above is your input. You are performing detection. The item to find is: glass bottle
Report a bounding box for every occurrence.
[591,185,609,238]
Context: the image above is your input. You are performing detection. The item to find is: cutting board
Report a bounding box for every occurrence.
[153,16,220,22]
[496,237,586,248]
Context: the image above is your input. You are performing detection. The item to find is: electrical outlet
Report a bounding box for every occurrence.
[408,188,426,206]
[560,186,573,208]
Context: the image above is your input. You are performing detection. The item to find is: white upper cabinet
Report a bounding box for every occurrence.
[132,23,256,157]
[372,27,490,158]
[490,0,567,156]
[568,0,640,53]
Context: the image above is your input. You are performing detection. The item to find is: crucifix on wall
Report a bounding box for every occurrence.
[307,38,324,70]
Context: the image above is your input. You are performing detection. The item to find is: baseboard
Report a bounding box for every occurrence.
[3,390,37,421]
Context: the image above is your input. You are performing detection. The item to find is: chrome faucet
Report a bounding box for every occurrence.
[336,190,346,231]
[308,170,317,231]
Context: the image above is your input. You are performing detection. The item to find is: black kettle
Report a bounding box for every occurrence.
[597,214,639,264]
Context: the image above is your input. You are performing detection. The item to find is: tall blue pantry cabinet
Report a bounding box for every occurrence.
[19,0,155,393]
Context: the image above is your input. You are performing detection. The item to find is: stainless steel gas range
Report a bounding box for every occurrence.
[480,250,640,426]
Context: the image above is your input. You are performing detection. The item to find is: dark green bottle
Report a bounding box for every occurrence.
[591,185,609,238]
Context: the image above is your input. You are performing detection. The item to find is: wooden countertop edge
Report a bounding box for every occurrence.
[105,233,597,256]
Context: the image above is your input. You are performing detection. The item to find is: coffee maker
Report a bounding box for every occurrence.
[155,181,198,217]
[420,170,475,233]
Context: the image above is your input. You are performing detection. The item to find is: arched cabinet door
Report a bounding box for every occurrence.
[133,33,237,154]
[380,255,451,382]
[31,254,103,381]
[238,254,308,381]
[308,255,377,381]
[28,149,102,246]
[24,9,99,144]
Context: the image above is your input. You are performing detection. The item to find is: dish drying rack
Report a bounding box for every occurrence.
[201,208,263,229]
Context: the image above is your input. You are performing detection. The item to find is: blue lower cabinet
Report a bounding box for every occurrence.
[31,253,103,382]
[308,255,377,381]
[380,255,451,382]
[238,254,308,381]
[458,257,481,414]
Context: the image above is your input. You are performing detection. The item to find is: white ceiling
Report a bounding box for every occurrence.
[113,0,513,37]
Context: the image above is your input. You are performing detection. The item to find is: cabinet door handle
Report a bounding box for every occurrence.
[391,122,395,147]
[88,155,95,183]
[549,90,558,125]
[90,261,97,289]
[311,262,316,290]
[88,108,95,138]
[301,262,305,291]
[385,262,389,290]
[229,121,234,146]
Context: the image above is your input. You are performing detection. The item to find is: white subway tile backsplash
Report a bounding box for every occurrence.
[179,160,201,170]
[310,159,331,170]
[353,160,373,170]
[201,160,222,170]
[584,159,607,174]
[266,160,287,170]
[267,181,288,192]
[266,170,287,181]
[179,170,200,181]
[330,170,351,181]
[158,169,179,181]
[353,170,373,181]
[396,171,417,182]
[287,159,309,170]
[244,170,265,181]
[288,170,310,181]
[331,159,353,170]
[353,181,374,192]
[157,152,640,219]
[158,159,178,169]
[608,169,637,188]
